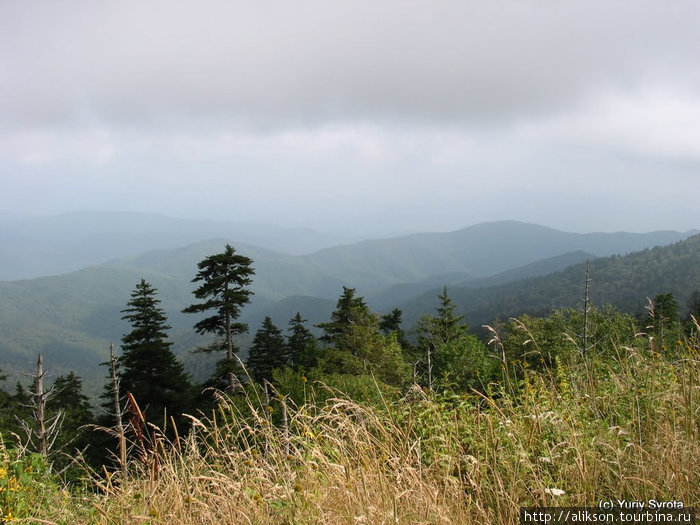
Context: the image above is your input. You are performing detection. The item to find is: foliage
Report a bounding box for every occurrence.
[421,234,700,330]
[317,287,411,386]
[0,447,58,522]
[317,286,372,352]
[413,286,470,387]
[46,372,96,480]
[379,308,411,350]
[0,309,698,524]
[642,292,684,355]
[246,317,287,384]
[433,333,500,391]
[119,279,191,429]
[499,306,639,372]
[183,244,255,388]
[285,312,320,371]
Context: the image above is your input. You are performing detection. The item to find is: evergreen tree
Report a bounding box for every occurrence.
[120,279,191,427]
[246,317,287,384]
[379,308,410,350]
[51,372,94,442]
[431,286,468,344]
[11,382,33,428]
[415,286,468,389]
[286,312,319,370]
[415,286,468,356]
[685,290,700,322]
[0,370,13,438]
[648,292,681,352]
[47,372,96,478]
[317,287,374,353]
[317,288,409,385]
[183,244,255,389]
[685,290,700,337]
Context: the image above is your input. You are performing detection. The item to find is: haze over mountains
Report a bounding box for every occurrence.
[0,210,697,396]
[0,211,361,281]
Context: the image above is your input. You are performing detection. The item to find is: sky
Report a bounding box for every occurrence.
[2,1,700,235]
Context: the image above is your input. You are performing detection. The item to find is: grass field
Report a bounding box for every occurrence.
[2,319,698,524]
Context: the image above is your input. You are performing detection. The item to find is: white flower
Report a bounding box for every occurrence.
[544,487,565,497]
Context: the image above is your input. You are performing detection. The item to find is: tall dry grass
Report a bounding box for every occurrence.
[36,328,700,524]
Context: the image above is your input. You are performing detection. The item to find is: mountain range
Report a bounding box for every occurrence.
[0,213,697,397]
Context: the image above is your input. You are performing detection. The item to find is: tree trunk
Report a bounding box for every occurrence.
[582,260,591,356]
[109,343,128,476]
[34,354,47,456]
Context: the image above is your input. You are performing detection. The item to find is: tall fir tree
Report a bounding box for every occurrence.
[317,286,374,354]
[648,292,681,352]
[317,288,409,384]
[286,312,319,370]
[415,286,468,389]
[120,279,191,428]
[183,244,255,389]
[417,286,467,347]
[380,308,410,350]
[48,372,96,479]
[686,290,700,321]
[246,317,287,384]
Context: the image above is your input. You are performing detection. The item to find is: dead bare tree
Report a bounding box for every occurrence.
[107,342,128,476]
[17,354,63,457]
[582,260,591,356]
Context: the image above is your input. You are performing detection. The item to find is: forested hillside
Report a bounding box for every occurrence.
[0,225,697,395]
[400,234,700,329]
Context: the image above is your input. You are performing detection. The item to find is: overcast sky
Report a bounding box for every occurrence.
[2,1,699,235]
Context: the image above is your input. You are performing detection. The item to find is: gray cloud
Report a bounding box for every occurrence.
[3,1,699,129]
[1,1,699,234]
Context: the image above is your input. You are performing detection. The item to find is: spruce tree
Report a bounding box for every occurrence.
[286,312,319,370]
[183,244,255,389]
[380,308,410,350]
[317,286,373,353]
[51,372,94,442]
[48,372,96,478]
[247,317,287,384]
[415,286,468,389]
[120,279,191,427]
[317,288,409,384]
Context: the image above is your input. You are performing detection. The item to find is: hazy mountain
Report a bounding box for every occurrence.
[0,210,359,280]
[294,221,694,291]
[365,251,594,312]
[0,220,695,396]
[398,234,700,330]
[460,250,596,288]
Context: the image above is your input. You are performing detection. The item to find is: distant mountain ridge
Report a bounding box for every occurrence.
[0,219,696,396]
[397,234,700,330]
[0,210,360,280]
[1,212,694,282]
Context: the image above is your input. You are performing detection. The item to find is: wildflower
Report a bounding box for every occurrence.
[301,376,308,383]
[544,487,565,497]
[463,455,478,466]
